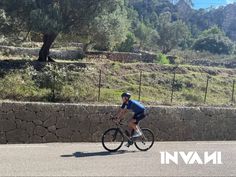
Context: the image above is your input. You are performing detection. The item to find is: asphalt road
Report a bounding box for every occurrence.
[0,141,236,176]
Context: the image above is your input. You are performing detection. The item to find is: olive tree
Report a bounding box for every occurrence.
[1,0,129,61]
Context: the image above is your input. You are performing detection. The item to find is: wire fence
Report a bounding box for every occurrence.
[112,68,233,105]
[0,64,235,106]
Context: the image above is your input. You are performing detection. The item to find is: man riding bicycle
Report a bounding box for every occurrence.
[115,92,146,147]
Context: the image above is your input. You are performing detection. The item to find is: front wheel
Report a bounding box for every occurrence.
[134,128,154,151]
[102,128,124,152]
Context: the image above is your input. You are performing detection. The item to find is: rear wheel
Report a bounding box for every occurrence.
[102,128,124,152]
[134,128,154,151]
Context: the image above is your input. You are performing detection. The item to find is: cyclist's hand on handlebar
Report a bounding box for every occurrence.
[113,117,121,123]
[109,116,122,124]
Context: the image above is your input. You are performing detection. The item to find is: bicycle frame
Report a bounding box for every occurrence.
[112,119,147,143]
[102,117,154,152]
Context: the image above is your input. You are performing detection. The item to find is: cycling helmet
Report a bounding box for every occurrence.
[121,92,131,99]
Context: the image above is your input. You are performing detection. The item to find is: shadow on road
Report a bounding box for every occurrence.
[61,150,137,158]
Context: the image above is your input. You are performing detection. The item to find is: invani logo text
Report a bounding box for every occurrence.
[160,151,223,165]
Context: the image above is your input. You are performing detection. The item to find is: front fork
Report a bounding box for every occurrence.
[112,128,119,141]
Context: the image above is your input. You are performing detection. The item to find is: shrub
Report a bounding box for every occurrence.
[116,33,136,52]
[156,53,170,64]
[192,27,234,55]
[0,72,49,101]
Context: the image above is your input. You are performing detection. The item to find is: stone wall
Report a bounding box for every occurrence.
[0,101,236,144]
[86,51,157,63]
[0,45,157,62]
[188,59,236,68]
[0,45,83,60]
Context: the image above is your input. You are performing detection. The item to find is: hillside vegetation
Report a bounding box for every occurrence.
[1,0,236,62]
[1,0,236,107]
[0,59,235,107]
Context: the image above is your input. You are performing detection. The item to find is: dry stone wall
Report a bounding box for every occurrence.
[86,51,157,63]
[0,101,236,144]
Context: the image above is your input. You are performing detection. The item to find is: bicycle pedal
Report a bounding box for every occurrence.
[128,140,133,145]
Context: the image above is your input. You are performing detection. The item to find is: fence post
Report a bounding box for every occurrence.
[98,70,102,102]
[232,80,235,103]
[51,65,56,102]
[204,76,210,104]
[52,74,55,102]
[138,71,142,101]
[171,68,177,103]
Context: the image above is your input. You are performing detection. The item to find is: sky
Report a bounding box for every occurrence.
[193,0,236,9]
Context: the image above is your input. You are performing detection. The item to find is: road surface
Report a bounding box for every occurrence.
[0,141,236,176]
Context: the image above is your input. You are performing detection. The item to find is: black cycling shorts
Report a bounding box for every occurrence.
[133,111,146,124]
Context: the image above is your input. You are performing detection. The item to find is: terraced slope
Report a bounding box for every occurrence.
[0,60,236,107]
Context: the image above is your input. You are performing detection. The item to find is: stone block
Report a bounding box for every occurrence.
[36,111,51,122]
[6,129,28,143]
[43,133,57,142]
[68,118,80,131]
[71,132,81,142]
[33,119,43,126]
[56,118,69,129]
[48,125,57,133]
[25,122,35,136]
[15,119,22,128]
[0,111,15,120]
[56,128,73,139]
[0,132,6,143]
[43,117,57,127]
[0,120,16,132]
[15,110,36,121]
[29,135,43,143]
[34,126,48,137]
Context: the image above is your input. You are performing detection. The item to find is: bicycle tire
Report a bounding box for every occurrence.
[134,128,154,151]
[102,128,124,152]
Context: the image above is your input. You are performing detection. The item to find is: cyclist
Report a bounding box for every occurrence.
[115,92,146,147]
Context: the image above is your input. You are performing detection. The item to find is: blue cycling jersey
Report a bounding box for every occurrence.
[121,100,145,114]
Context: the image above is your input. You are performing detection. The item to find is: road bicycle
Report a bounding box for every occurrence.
[102,116,154,152]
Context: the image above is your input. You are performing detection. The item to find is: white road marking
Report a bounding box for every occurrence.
[196,142,236,145]
[0,145,48,148]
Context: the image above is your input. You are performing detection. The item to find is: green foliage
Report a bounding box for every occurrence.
[0,72,49,101]
[134,22,159,50]
[156,53,170,65]
[116,33,136,52]
[201,26,225,36]
[192,26,234,54]
[1,0,236,55]
[1,0,129,52]
[59,82,97,102]
[0,62,235,106]
[129,0,173,27]
[156,12,191,54]
[32,65,67,101]
[92,1,130,51]
[0,9,15,37]
[0,9,7,34]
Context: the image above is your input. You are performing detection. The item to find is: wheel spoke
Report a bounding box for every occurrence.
[134,128,154,151]
[102,128,124,152]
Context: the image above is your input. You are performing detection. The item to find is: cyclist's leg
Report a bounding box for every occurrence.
[125,118,136,147]
[128,118,137,135]
[134,112,146,132]
[134,112,146,125]
[128,113,145,136]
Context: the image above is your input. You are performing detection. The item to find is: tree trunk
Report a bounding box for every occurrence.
[162,46,171,54]
[23,30,31,42]
[38,33,57,62]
